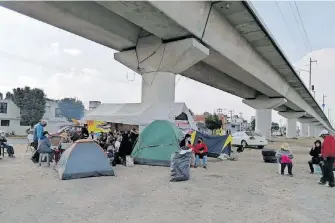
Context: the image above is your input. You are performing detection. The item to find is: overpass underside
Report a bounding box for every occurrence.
[1,1,332,135]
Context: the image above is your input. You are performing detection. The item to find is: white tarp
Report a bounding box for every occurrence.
[84,102,198,131]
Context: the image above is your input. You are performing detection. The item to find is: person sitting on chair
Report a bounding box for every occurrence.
[308,140,323,174]
[276,143,294,177]
[37,131,53,162]
[0,132,15,158]
[194,137,208,169]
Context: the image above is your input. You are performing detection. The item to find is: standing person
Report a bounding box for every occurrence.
[308,140,322,174]
[194,137,208,169]
[180,133,191,148]
[276,143,294,177]
[318,130,335,187]
[31,120,47,163]
[81,124,89,139]
[33,120,47,149]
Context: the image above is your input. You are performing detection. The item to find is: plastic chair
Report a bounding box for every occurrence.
[39,153,50,166]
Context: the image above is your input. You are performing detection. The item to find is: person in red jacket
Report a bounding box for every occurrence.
[194,137,208,169]
[318,130,335,187]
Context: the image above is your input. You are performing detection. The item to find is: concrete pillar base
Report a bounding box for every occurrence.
[301,123,308,137]
[141,71,175,104]
[255,109,271,139]
[278,112,306,138]
[243,96,287,139]
[114,35,209,120]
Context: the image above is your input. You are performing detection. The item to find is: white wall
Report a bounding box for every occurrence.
[0,99,69,135]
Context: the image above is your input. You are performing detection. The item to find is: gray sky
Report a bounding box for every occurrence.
[0,2,334,125]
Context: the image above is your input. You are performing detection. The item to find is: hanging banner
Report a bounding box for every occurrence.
[87,120,110,133]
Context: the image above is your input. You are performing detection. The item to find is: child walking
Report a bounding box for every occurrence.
[276,143,294,177]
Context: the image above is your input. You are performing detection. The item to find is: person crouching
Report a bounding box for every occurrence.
[276,143,294,177]
[194,137,208,169]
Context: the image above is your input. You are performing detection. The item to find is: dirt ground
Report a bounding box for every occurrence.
[1,137,335,223]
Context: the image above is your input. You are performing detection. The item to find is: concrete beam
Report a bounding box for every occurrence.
[147,1,330,129]
[115,36,209,105]
[0,1,140,51]
[278,112,306,119]
[114,36,209,74]
[242,96,287,109]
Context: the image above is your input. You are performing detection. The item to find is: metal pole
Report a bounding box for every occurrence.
[322,94,326,111]
[309,57,317,91]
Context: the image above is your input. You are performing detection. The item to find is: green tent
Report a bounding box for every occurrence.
[131,120,183,166]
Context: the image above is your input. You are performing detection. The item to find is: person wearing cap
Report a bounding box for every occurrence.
[276,143,294,176]
[318,130,335,187]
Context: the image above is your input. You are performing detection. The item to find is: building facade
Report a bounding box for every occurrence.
[0,99,69,135]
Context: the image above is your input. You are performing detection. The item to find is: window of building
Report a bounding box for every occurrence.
[175,112,188,120]
[0,102,7,113]
[55,108,62,118]
[20,120,30,126]
[1,120,10,126]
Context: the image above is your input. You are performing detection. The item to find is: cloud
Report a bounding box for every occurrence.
[50,42,60,55]
[63,48,82,56]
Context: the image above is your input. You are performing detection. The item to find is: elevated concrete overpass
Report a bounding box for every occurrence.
[1,1,332,138]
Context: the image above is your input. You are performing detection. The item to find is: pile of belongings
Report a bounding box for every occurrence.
[170,146,192,182]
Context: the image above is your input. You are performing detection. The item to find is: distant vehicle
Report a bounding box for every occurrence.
[232,131,268,149]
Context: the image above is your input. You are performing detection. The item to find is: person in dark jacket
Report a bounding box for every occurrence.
[0,132,15,158]
[81,124,89,139]
[318,130,335,187]
[180,133,191,148]
[308,140,322,174]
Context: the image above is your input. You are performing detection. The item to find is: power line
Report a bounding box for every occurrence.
[288,1,311,54]
[294,1,313,52]
[274,1,300,53]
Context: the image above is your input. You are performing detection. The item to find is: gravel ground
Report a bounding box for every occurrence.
[1,138,335,223]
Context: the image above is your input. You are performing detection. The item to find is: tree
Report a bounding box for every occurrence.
[58,97,85,121]
[251,119,255,131]
[205,113,222,133]
[12,87,46,126]
[5,92,13,100]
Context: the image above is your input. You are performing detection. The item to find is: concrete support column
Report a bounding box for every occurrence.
[308,124,315,137]
[114,35,209,121]
[243,96,287,139]
[278,112,306,138]
[300,123,309,137]
[255,109,271,138]
[141,71,175,104]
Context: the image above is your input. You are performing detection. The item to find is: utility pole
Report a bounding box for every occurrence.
[228,110,234,120]
[322,94,326,111]
[309,57,317,91]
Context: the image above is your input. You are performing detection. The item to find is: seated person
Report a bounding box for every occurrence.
[37,131,53,162]
[194,137,208,169]
[98,132,107,150]
[276,143,294,177]
[80,124,89,139]
[308,140,323,174]
[0,132,15,158]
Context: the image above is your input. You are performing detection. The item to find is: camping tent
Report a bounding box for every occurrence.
[190,131,232,157]
[84,102,198,131]
[131,120,183,166]
[56,140,114,180]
